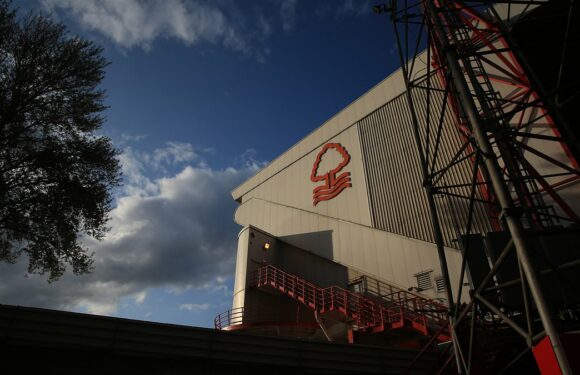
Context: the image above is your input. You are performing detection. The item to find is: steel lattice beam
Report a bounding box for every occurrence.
[379,1,580,373]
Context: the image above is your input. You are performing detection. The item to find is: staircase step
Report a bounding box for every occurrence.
[255,265,450,343]
[371,325,385,334]
[391,321,405,329]
[437,334,452,342]
[411,321,429,336]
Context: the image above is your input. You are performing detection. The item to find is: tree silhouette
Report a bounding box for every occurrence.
[0,1,120,281]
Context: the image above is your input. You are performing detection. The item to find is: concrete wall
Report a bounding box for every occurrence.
[0,304,440,375]
[233,226,351,322]
[235,201,467,304]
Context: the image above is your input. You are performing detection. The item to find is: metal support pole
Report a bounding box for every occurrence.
[467,303,476,373]
[455,239,514,328]
[518,254,534,342]
[487,5,580,165]
[475,293,529,341]
[389,2,461,371]
[392,1,455,313]
[424,1,571,373]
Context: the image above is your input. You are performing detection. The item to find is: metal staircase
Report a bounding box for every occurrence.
[251,265,451,342]
[349,273,450,341]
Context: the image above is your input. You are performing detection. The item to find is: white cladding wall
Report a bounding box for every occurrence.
[232,227,250,311]
[231,60,467,302]
[232,18,580,303]
[360,88,494,247]
[232,69,409,203]
[236,125,372,227]
[235,198,467,302]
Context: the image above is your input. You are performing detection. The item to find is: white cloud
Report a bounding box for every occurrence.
[315,0,371,20]
[117,142,211,196]
[38,0,315,61]
[120,133,147,143]
[280,0,298,33]
[180,303,210,311]
[0,142,265,316]
[152,142,199,170]
[77,299,119,316]
[117,147,159,196]
[336,0,371,17]
[41,0,247,52]
[257,14,272,39]
[236,148,269,170]
[134,290,147,304]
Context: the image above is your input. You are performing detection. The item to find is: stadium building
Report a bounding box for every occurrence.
[225,67,467,338]
[216,2,580,373]
[1,2,579,374]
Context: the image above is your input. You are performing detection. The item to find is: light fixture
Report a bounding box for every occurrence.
[263,243,271,250]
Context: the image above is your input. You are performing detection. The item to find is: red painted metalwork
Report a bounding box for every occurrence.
[386,1,580,372]
[533,337,562,375]
[232,265,452,342]
[428,0,580,228]
[214,306,319,332]
[310,143,352,206]
[404,320,451,375]
[430,29,503,231]
[530,333,580,374]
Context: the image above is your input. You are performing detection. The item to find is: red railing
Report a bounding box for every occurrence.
[253,265,386,330]
[350,274,449,338]
[214,305,312,331]
[251,265,450,340]
[215,265,451,342]
[214,307,245,330]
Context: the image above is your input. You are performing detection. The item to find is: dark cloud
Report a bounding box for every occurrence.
[0,146,260,314]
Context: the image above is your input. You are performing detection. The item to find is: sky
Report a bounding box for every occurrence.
[0,0,400,328]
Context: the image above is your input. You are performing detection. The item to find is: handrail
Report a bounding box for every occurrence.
[252,265,386,329]
[214,305,308,330]
[216,265,451,342]
[215,307,245,330]
[350,274,449,325]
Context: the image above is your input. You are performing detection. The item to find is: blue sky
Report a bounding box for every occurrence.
[0,0,400,328]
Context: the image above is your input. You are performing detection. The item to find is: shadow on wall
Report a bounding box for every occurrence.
[245,226,348,289]
[278,230,334,261]
[241,226,349,336]
[277,230,349,288]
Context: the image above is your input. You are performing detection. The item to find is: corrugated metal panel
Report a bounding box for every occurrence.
[359,88,493,248]
[359,93,435,244]
[411,84,493,246]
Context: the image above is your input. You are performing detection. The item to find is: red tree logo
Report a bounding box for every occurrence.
[310,143,352,206]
